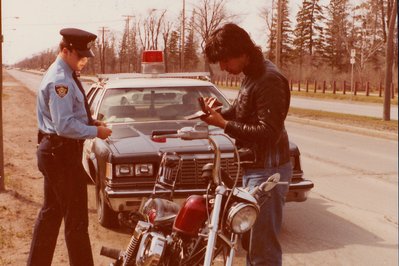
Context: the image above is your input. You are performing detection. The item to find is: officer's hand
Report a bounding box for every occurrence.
[97,126,112,139]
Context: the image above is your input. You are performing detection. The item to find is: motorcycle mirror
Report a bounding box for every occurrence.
[259,173,280,192]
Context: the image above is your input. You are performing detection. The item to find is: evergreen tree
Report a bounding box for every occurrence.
[129,29,139,73]
[266,0,292,68]
[167,30,181,72]
[184,14,199,71]
[292,0,325,69]
[119,20,130,72]
[323,0,351,72]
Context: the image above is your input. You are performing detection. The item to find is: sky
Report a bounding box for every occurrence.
[2,0,307,65]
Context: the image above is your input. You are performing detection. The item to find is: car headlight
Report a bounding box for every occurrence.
[135,164,154,177]
[115,164,134,177]
[226,202,259,234]
[112,163,154,178]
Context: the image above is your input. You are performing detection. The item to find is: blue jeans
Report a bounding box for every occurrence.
[243,162,292,266]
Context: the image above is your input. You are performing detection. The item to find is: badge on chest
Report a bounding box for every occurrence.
[55,85,69,98]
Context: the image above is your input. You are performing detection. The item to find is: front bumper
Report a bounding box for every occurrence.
[105,178,314,212]
[105,187,207,212]
[286,179,314,202]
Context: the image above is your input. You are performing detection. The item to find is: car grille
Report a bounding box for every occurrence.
[171,157,242,187]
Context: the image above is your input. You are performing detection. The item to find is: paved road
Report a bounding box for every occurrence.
[282,121,398,265]
[222,88,398,120]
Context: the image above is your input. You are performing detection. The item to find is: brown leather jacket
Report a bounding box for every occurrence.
[222,59,291,169]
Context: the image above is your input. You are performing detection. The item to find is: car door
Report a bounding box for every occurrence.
[82,85,105,183]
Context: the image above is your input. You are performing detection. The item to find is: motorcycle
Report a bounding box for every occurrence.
[100,122,286,266]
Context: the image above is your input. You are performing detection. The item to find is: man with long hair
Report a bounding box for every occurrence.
[202,23,292,266]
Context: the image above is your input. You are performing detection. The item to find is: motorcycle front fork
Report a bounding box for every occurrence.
[204,185,238,266]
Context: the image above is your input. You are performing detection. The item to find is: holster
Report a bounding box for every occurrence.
[37,131,45,144]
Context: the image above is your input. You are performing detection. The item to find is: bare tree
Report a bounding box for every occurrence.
[137,9,167,50]
[260,3,275,58]
[162,20,173,72]
[191,0,235,72]
[351,0,386,73]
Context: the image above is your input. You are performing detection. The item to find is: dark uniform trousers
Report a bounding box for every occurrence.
[27,134,94,266]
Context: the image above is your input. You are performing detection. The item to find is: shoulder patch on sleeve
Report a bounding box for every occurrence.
[55,84,69,98]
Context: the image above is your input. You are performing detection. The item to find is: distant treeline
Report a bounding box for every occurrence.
[14,0,398,86]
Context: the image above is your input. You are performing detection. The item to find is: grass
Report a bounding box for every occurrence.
[289,107,398,133]
[290,90,398,105]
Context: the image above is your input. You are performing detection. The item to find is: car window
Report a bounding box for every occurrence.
[99,86,230,123]
[89,87,104,120]
[87,85,98,101]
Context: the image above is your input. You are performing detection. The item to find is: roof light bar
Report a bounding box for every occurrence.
[97,72,211,81]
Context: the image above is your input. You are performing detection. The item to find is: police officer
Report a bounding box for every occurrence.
[27,28,112,266]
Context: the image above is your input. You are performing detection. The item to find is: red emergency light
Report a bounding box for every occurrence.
[142,50,164,63]
[141,50,165,74]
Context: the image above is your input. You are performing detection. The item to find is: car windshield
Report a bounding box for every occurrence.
[97,86,230,123]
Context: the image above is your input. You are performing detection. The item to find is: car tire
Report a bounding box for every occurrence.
[96,178,118,228]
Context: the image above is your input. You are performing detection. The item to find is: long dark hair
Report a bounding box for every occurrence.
[205,23,264,76]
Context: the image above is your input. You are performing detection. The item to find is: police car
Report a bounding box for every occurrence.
[83,51,313,228]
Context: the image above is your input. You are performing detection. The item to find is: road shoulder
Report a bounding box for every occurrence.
[287,116,398,141]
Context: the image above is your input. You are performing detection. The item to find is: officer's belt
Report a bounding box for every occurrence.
[38,130,85,145]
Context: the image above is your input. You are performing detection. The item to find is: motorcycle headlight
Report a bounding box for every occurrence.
[226,202,259,234]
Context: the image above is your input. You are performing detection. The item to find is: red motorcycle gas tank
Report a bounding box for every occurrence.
[173,195,207,237]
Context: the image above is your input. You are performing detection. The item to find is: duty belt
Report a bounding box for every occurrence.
[38,130,85,145]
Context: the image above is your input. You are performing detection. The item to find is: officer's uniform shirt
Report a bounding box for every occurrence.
[37,56,97,139]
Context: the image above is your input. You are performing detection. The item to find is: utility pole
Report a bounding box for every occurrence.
[181,0,185,72]
[275,0,283,68]
[98,27,109,74]
[383,0,397,121]
[123,15,134,72]
[0,1,4,192]
[1,15,19,192]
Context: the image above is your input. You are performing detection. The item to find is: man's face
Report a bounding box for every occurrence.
[218,54,249,75]
[64,48,89,71]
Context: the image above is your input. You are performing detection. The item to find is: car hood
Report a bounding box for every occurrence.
[107,121,234,155]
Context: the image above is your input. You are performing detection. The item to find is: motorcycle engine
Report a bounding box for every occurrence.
[135,232,167,266]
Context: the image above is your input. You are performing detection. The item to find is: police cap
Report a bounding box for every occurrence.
[60,28,97,58]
